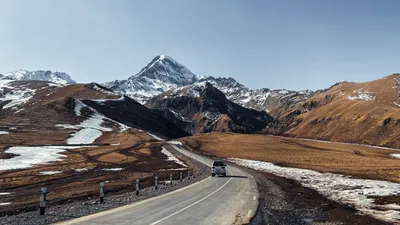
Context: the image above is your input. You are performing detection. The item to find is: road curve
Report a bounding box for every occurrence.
[56,144,259,225]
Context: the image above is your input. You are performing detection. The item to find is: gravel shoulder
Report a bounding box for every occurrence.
[245,167,391,225]
[0,145,208,225]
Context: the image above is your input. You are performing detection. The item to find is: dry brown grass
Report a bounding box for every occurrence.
[181,133,400,183]
[0,130,186,213]
[284,74,400,148]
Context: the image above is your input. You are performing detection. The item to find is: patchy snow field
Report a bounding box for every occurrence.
[0,131,9,134]
[348,89,376,101]
[0,145,93,171]
[161,146,187,167]
[74,168,90,172]
[0,80,35,109]
[39,171,63,175]
[147,132,165,141]
[102,168,124,172]
[230,158,400,223]
[168,141,183,145]
[57,99,131,145]
[390,154,400,159]
[0,146,66,171]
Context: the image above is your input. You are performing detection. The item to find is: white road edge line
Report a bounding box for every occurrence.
[149,169,234,225]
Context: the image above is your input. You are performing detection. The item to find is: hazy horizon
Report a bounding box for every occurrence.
[1,0,400,91]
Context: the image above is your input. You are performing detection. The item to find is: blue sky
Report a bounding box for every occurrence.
[0,0,399,90]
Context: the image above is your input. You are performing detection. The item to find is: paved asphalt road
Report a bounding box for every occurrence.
[56,144,259,225]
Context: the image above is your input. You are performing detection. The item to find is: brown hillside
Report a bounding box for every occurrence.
[269,74,400,148]
[181,133,400,183]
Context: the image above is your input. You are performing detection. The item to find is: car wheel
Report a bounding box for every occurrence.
[223,173,226,177]
[212,173,215,177]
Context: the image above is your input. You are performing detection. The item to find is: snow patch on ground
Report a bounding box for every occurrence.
[230,158,400,223]
[0,145,93,171]
[0,80,35,109]
[390,154,400,159]
[0,203,11,206]
[147,132,165,141]
[168,141,183,145]
[57,99,131,144]
[0,193,11,196]
[348,89,376,101]
[39,171,63,175]
[74,168,90,172]
[0,131,9,134]
[102,168,124,171]
[161,146,187,167]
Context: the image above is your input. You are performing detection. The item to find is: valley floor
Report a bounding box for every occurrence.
[0,130,192,216]
[181,133,400,224]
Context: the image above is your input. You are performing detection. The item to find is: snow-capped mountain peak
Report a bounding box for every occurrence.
[3,69,76,85]
[104,55,201,104]
[104,55,316,112]
[135,55,198,82]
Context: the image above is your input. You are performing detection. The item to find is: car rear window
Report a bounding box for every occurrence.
[213,161,224,166]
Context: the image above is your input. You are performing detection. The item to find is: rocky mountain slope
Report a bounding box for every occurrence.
[198,76,316,117]
[266,73,400,148]
[146,82,273,134]
[104,55,200,104]
[104,55,315,115]
[1,69,76,85]
[0,80,188,140]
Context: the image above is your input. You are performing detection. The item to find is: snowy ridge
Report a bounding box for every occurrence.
[56,99,131,144]
[0,80,36,110]
[104,55,200,104]
[104,55,315,111]
[3,69,76,85]
[230,158,400,223]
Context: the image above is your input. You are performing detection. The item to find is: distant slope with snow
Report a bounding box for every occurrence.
[266,74,400,149]
[2,69,76,85]
[146,82,273,134]
[104,55,316,114]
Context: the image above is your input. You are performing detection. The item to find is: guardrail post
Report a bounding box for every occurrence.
[100,182,104,204]
[155,176,158,190]
[136,179,140,196]
[39,187,47,215]
[170,174,173,186]
[180,172,183,182]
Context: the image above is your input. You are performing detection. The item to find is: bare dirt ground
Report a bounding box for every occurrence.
[181,132,400,183]
[246,168,390,225]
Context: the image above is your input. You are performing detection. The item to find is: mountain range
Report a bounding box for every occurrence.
[104,55,315,117]
[2,55,400,148]
[1,69,76,85]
